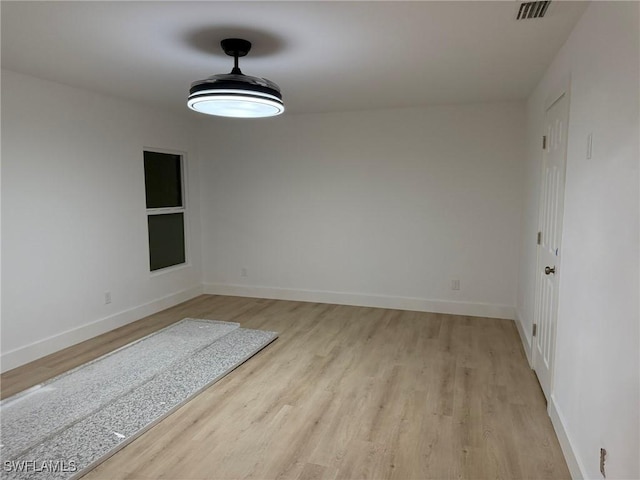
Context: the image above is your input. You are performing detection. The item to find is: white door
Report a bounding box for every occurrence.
[533,91,569,401]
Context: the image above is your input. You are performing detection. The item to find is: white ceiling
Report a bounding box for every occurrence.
[1,1,588,119]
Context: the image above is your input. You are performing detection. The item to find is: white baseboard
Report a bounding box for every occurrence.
[0,285,203,373]
[1,282,514,372]
[514,309,533,366]
[203,283,515,320]
[548,395,586,479]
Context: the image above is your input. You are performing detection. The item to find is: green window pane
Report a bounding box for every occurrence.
[148,213,186,271]
[144,151,182,208]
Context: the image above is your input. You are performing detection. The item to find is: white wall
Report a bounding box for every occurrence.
[517,2,639,478]
[199,102,525,319]
[1,70,203,371]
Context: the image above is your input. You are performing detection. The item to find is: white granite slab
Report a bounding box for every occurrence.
[0,319,278,480]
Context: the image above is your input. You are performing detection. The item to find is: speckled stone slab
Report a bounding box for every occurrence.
[0,319,278,480]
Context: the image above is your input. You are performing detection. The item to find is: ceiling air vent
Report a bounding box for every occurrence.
[516,1,551,20]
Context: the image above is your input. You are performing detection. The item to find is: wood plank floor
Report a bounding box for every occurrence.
[1,295,570,479]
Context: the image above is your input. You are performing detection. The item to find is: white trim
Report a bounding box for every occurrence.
[146,208,184,216]
[514,308,533,366]
[143,148,189,273]
[149,260,192,278]
[548,394,586,480]
[203,283,515,320]
[0,285,203,373]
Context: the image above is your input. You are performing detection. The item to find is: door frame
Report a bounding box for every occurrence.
[531,77,571,401]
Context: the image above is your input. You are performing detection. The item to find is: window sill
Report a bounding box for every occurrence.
[150,262,191,277]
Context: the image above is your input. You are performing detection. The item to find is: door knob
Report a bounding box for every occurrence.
[545,266,556,275]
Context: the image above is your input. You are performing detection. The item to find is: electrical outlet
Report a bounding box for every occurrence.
[104,292,112,305]
[241,268,248,278]
[600,448,606,478]
[451,279,460,291]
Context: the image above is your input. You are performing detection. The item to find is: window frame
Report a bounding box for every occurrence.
[144,148,189,275]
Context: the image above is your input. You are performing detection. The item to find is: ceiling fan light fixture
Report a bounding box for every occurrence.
[187,38,284,118]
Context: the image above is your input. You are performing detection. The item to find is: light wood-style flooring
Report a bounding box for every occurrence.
[1,295,570,479]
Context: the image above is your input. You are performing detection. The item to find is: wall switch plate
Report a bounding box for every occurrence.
[241,268,248,277]
[451,279,460,291]
[104,292,112,304]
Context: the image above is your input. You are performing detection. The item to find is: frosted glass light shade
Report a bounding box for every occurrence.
[187,90,284,118]
[188,74,284,118]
